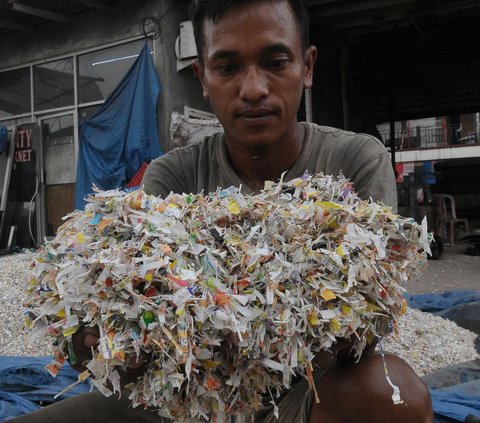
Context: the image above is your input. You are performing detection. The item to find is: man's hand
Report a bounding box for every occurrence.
[336,336,378,363]
[313,336,378,368]
[69,325,150,387]
[70,325,100,373]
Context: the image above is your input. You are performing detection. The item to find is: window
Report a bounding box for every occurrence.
[34,58,74,111]
[0,116,32,127]
[0,38,154,121]
[0,67,31,119]
[78,39,153,104]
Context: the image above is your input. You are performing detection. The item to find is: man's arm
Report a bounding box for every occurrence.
[351,150,398,211]
[142,151,186,197]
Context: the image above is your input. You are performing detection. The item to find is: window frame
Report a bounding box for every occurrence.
[0,35,155,125]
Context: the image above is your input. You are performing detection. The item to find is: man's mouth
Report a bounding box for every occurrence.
[237,109,275,125]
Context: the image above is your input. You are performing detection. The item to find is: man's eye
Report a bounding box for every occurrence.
[266,58,289,69]
[216,64,238,74]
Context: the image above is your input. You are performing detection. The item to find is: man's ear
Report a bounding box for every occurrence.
[192,60,209,99]
[303,46,317,90]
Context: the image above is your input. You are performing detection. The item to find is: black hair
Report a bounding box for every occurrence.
[191,0,310,63]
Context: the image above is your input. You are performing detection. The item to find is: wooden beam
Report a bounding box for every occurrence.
[310,0,415,18]
[0,17,33,32]
[310,0,480,39]
[8,1,69,24]
[328,9,407,31]
[306,0,342,6]
[311,0,480,21]
[73,0,108,11]
[414,0,480,17]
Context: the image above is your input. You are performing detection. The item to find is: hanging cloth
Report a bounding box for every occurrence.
[75,42,163,209]
[0,126,8,155]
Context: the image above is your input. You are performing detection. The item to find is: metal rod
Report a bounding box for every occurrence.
[9,1,69,24]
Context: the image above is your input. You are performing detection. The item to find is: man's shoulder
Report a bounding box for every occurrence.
[172,132,223,155]
[307,122,354,137]
[307,123,383,144]
[151,132,223,165]
[304,123,387,157]
[142,132,225,196]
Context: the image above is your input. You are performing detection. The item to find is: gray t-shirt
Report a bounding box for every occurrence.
[142,122,397,209]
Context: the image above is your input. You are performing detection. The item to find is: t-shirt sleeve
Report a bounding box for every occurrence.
[142,150,190,197]
[344,136,398,210]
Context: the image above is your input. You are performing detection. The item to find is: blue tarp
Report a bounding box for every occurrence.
[75,42,163,210]
[406,290,480,314]
[407,290,480,422]
[0,392,38,422]
[0,126,7,155]
[432,388,480,422]
[0,356,91,422]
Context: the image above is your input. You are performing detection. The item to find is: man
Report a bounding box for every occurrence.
[11,1,433,422]
[143,3,433,421]
[143,0,396,207]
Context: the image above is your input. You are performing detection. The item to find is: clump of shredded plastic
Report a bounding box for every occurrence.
[25,172,430,422]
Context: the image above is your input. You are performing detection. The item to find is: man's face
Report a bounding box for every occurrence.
[193,0,317,153]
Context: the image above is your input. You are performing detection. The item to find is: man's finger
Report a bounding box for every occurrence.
[83,333,100,348]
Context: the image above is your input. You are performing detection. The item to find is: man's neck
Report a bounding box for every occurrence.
[224,123,305,192]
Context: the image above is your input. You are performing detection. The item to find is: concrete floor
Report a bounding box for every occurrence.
[405,243,480,294]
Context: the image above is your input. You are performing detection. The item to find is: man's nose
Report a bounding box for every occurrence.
[238,66,269,102]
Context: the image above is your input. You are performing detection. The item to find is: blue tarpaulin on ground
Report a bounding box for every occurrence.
[0,356,91,422]
[0,392,39,422]
[406,290,480,422]
[74,42,163,210]
[432,388,480,422]
[406,290,480,314]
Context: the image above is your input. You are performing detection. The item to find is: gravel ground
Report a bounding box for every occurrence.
[0,249,479,377]
[383,308,478,376]
[0,252,53,357]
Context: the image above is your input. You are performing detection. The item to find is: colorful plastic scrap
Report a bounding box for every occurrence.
[24,172,431,422]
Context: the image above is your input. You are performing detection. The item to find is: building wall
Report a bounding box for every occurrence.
[0,1,213,245]
[0,0,208,151]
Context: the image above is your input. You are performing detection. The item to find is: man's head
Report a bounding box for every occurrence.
[191,0,317,158]
[192,0,310,64]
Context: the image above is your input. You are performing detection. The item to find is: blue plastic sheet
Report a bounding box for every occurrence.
[0,356,91,422]
[0,391,39,422]
[406,290,480,314]
[75,42,163,210]
[0,126,7,155]
[407,290,480,422]
[431,388,480,422]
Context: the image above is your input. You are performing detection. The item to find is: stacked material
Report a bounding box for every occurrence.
[24,173,430,422]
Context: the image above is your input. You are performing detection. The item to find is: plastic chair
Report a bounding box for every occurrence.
[432,194,469,246]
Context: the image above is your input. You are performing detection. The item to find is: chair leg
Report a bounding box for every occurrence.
[437,222,445,242]
[449,222,454,246]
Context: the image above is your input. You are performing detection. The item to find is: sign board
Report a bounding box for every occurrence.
[8,122,37,203]
[1,122,38,248]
